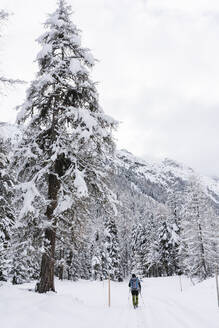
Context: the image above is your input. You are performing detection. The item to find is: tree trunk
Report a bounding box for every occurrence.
[36,172,60,293]
[36,228,56,293]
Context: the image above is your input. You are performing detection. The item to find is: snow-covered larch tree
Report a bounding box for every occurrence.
[13,0,117,293]
[180,178,216,280]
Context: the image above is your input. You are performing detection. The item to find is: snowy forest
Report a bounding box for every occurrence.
[1,0,219,294]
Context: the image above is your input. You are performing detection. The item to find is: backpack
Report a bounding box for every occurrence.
[130,277,139,290]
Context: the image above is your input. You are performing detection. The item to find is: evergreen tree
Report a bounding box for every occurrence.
[12,0,116,293]
[0,10,23,282]
[157,220,170,275]
[119,225,131,278]
[104,217,122,281]
[79,243,91,280]
[130,224,138,274]
[180,178,217,280]
[144,213,161,277]
[54,203,90,281]
[157,217,179,276]
[10,226,41,284]
[166,187,182,222]
[91,231,104,280]
[0,136,14,281]
[130,222,148,277]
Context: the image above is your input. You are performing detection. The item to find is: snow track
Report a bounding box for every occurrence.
[1,276,219,328]
[116,276,219,328]
[144,295,209,328]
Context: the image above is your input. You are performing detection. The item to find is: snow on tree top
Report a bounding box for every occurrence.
[36,44,53,60]
[69,58,83,75]
[46,13,65,28]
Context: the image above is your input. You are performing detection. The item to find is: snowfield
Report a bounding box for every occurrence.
[1,276,219,328]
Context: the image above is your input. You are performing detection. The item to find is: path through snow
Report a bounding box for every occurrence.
[1,276,219,328]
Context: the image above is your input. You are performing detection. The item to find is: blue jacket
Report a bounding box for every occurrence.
[129,277,141,291]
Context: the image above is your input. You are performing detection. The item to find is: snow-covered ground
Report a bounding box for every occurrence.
[1,276,219,328]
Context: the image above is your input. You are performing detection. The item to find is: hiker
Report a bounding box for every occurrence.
[129,273,141,308]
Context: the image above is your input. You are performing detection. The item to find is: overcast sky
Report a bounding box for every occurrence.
[0,0,219,177]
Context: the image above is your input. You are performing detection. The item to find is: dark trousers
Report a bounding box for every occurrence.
[131,290,139,307]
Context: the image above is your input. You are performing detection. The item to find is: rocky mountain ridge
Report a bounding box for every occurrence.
[115,149,219,209]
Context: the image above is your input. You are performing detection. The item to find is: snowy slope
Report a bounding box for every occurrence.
[1,277,219,328]
[116,149,219,206]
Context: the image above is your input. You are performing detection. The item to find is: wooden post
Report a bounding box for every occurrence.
[108,277,111,307]
[216,266,219,308]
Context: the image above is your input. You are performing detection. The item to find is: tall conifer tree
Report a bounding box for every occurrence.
[104,217,122,281]
[13,0,116,293]
[180,178,216,279]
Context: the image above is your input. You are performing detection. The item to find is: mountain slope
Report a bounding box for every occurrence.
[115,149,219,208]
